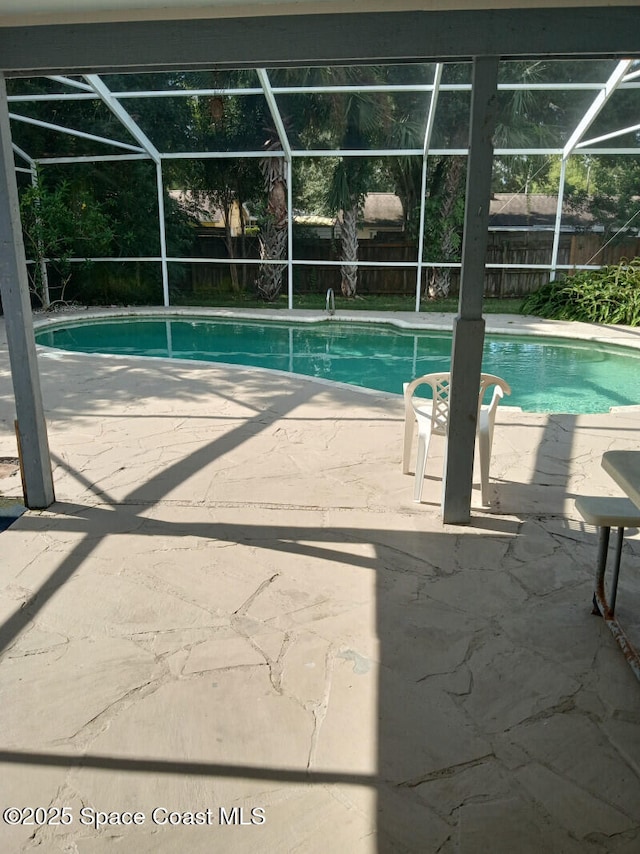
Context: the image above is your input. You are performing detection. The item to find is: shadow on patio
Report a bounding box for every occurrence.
[0,345,639,853]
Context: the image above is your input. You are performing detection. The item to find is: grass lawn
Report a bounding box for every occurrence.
[174,292,525,314]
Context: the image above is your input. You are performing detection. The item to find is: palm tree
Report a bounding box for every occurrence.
[323,84,389,297]
[425,152,466,299]
[256,132,288,300]
[183,78,264,294]
[326,155,371,297]
[397,61,565,300]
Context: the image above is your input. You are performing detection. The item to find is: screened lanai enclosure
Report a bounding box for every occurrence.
[1,3,639,523]
[6,59,640,311]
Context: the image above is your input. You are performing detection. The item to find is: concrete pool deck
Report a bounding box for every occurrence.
[0,310,639,852]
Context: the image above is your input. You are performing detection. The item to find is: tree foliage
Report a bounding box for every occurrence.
[8,60,640,307]
[20,172,114,308]
[175,82,264,293]
[569,156,640,242]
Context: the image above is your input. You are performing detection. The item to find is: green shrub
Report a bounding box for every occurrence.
[521,258,640,326]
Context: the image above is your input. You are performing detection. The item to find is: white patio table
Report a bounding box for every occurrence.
[583,450,640,681]
[602,450,640,510]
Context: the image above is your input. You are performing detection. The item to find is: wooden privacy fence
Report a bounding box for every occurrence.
[567,233,640,267]
[185,231,640,299]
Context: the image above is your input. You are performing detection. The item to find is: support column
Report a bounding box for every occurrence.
[0,74,55,509]
[442,57,498,524]
[156,161,170,307]
[287,157,293,310]
[550,157,566,281]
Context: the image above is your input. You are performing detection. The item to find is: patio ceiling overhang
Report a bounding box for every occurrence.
[1,6,640,76]
[1,0,638,26]
[0,2,639,523]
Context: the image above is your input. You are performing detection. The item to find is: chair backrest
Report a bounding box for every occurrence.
[404,371,511,436]
[477,373,512,406]
[483,384,505,431]
[486,383,505,412]
[404,372,452,435]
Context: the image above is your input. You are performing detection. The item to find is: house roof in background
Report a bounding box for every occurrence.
[294,214,335,227]
[173,190,623,234]
[488,193,593,229]
[168,190,252,226]
[362,193,404,228]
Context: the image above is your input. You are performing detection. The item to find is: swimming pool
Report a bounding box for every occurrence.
[35,315,640,414]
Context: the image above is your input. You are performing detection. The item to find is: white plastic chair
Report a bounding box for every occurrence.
[402,372,511,504]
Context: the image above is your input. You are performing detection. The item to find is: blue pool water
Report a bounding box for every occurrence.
[35,316,640,414]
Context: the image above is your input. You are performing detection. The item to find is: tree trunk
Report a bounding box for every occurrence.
[340,204,359,297]
[38,259,51,309]
[427,155,465,300]
[257,222,287,300]
[223,223,240,293]
[220,195,240,294]
[257,155,287,301]
[31,173,51,308]
[237,193,248,291]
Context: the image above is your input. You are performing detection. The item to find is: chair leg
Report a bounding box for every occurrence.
[402,415,414,475]
[478,424,491,506]
[413,428,432,502]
